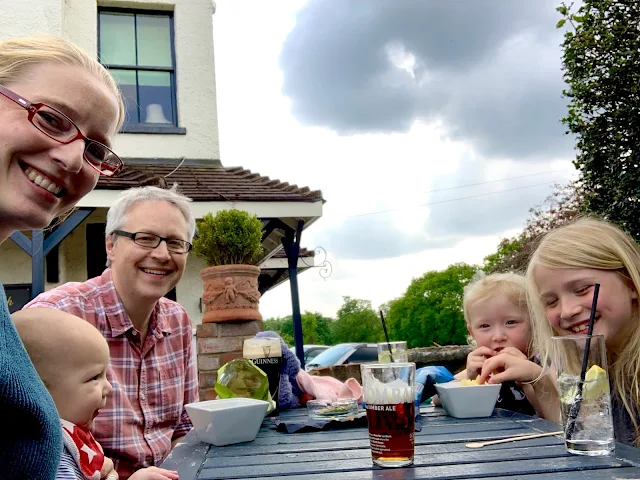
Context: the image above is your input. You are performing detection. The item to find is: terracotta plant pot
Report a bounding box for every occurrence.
[201,265,262,323]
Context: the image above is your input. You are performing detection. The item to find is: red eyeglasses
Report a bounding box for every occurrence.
[0,84,123,177]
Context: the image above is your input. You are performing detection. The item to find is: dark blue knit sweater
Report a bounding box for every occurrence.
[0,282,62,479]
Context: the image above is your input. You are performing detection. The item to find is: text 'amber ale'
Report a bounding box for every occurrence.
[365,401,415,465]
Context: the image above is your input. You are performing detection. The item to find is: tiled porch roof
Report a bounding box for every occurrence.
[97,164,323,203]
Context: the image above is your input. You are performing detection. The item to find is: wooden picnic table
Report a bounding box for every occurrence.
[162,405,640,479]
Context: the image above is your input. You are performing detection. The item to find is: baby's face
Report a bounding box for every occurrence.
[48,342,112,428]
[467,293,531,355]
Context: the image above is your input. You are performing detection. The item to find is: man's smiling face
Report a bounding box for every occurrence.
[106,200,189,302]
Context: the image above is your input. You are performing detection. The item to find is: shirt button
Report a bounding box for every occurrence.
[140,392,146,400]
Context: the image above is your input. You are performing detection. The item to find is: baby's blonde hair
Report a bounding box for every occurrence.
[526,217,640,445]
[0,36,125,131]
[463,271,529,347]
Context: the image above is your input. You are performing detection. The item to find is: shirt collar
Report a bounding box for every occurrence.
[99,269,171,338]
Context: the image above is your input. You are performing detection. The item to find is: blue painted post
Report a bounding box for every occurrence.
[31,229,45,298]
[44,208,94,256]
[9,231,32,254]
[282,220,305,368]
[8,208,95,300]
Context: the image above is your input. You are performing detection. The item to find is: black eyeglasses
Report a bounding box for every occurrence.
[113,230,192,254]
[0,84,123,177]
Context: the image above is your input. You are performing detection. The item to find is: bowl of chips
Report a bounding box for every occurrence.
[435,379,501,418]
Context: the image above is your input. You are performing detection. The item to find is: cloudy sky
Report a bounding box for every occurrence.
[211,0,577,320]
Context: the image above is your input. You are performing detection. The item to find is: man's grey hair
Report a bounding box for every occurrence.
[105,185,196,267]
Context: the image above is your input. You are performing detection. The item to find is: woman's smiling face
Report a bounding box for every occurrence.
[0,62,119,240]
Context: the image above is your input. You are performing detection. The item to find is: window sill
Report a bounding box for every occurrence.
[120,125,187,135]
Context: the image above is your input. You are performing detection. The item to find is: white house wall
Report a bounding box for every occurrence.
[1,0,220,162]
[0,0,63,38]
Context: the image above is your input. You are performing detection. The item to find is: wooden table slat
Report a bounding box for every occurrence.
[207,427,546,458]
[199,456,631,480]
[203,443,578,478]
[204,442,568,469]
[251,419,525,444]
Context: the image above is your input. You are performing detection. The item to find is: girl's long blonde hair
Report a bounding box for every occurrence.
[0,36,125,131]
[526,217,640,444]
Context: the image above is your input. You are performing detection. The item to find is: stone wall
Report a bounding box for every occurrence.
[309,345,472,384]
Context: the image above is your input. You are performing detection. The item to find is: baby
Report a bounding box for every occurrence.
[13,308,179,480]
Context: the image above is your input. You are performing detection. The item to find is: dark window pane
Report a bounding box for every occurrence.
[347,347,378,363]
[99,13,136,65]
[86,223,107,279]
[138,71,173,124]
[110,69,138,124]
[137,15,172,67]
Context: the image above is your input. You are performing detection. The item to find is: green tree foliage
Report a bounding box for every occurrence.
[263,312,334,346]
[559,1,640,239]
[331,297,385,344]
[386,263,478,348]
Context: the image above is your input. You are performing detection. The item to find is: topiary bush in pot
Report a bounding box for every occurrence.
[193,210,264,323]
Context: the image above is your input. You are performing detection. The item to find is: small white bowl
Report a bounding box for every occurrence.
[185,398,269,446]
[435,381,501,418]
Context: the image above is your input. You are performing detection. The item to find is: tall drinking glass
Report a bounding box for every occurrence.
[552,335,614,456]
[361,362,415,468]
[377,341,409,363]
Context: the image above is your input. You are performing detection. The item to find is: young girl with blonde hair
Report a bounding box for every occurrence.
[524,217,640,445]
[451,272,558,418]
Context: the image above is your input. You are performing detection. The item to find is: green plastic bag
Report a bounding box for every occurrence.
[214,358,275,413]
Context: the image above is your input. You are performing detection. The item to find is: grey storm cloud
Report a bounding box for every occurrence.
[280,0,573,160]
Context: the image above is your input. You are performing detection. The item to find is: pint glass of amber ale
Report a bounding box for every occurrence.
[361,362,416,468]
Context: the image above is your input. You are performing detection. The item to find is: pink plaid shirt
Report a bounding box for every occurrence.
[25,269,198,480]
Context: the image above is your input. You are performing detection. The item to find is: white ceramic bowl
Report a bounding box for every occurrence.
[185,398,269,446]
[435,381,501,418]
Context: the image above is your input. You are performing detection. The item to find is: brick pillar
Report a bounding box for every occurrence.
[196,321,264,400]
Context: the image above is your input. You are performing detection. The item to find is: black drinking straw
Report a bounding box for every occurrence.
[565,283,600,441]
[379,310,395,363]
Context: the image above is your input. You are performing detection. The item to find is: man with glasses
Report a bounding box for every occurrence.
[25,185,198,480]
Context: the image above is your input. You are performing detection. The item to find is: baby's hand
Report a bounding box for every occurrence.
[466,346,496,380]
[477,352,541,386]
[101,457,118,479]
[128,466,179,480]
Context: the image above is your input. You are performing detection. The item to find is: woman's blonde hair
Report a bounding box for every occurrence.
[0,36,125,131]
[463,271,529,347]
[526,217,640,444]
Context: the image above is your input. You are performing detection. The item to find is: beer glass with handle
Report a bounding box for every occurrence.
[361,362,416,468]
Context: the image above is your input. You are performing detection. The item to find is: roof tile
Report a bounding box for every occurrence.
[97,165,324,202]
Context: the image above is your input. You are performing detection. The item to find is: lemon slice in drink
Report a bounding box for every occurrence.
[585,365,606,381]
[584,365,609,399]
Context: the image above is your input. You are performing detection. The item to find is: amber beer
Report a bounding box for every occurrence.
[361,362,416,468]
[366,401,415,465]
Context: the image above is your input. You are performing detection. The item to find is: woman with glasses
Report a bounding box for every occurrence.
[0,36,125,479]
